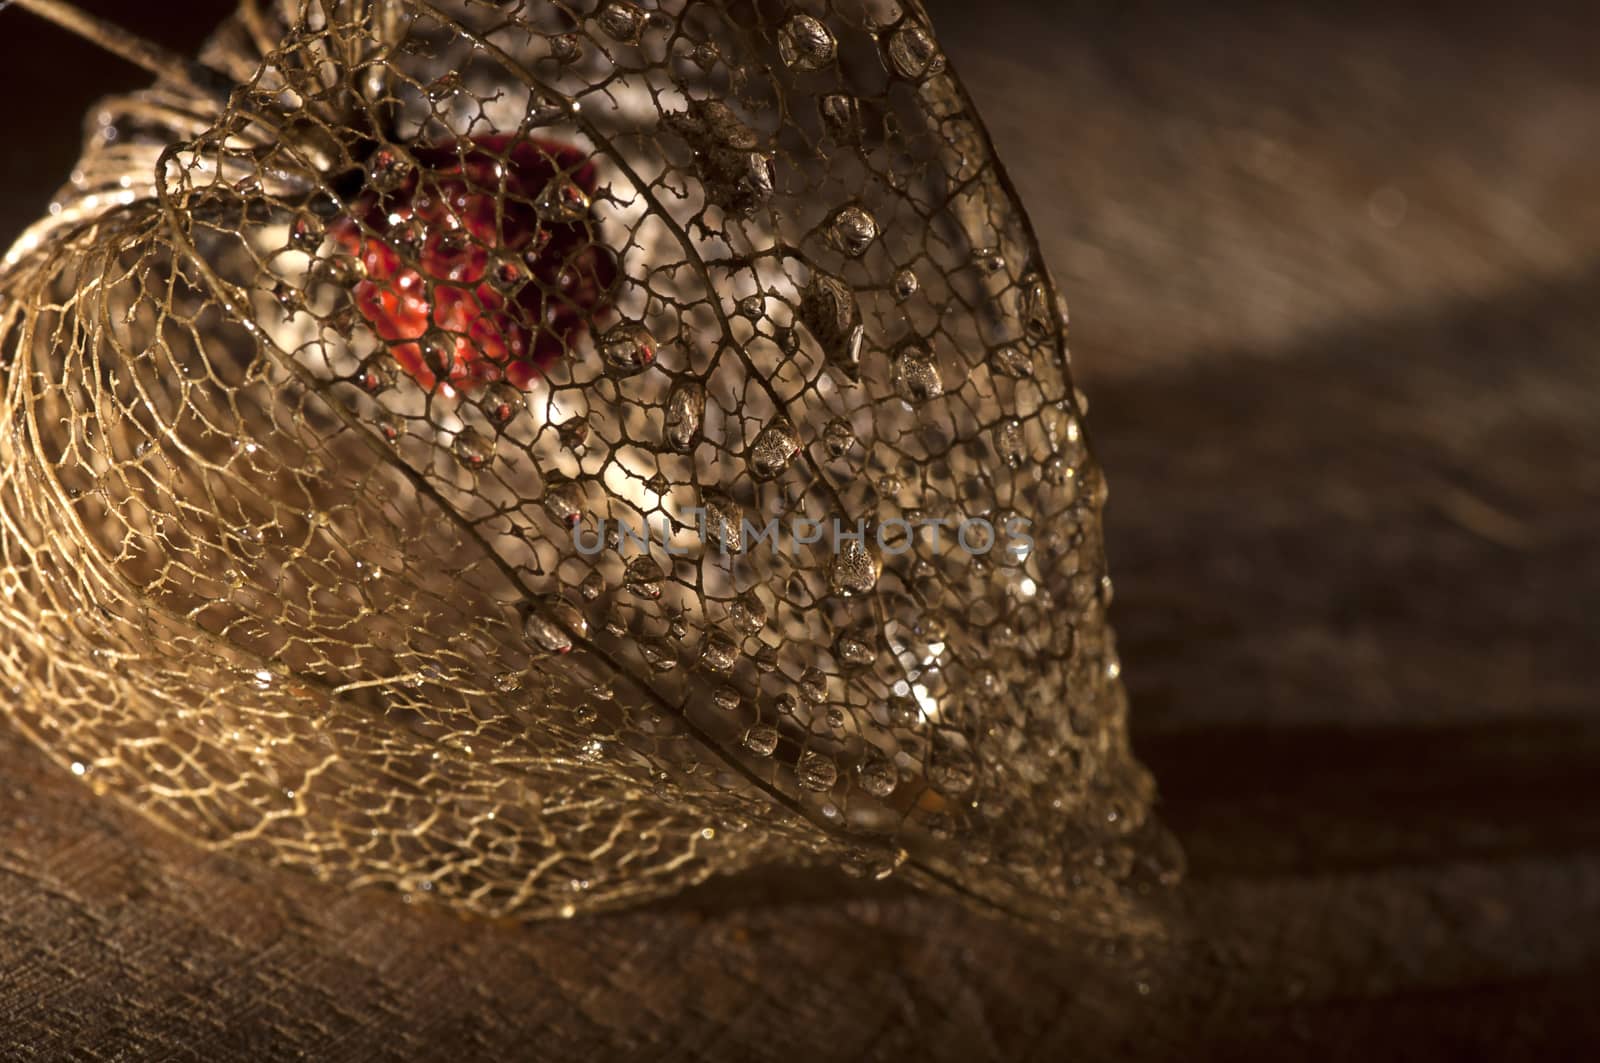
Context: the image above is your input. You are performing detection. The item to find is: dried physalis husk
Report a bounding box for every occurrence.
[0,0,1178,941]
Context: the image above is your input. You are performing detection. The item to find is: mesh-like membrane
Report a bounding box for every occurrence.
[0,0,1178,936]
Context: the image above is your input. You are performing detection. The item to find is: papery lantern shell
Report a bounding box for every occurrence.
[0,0,1178,940]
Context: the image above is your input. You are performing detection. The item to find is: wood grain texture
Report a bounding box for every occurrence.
[2,1,1598,1058]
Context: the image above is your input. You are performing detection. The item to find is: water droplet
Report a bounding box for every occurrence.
[730,591,767,635]
[664,380,705,451]
[833,630,876,670]
[272,282,305,316]
[796,750,838,791]
[822,418,856,458]
[892,268,919,300]
[1044,403,1086,466]
[556,417,590,451]
[712,686,741,711]
[990,344,1034,378]
[426,71,462,103]
[886,22,944,80]
[624,556,664,599]
[888,694,921,728]
[892,341,944,404]
[994,418,1025,468]
[367,147,413,194]
[1019,273,1058,340]
[930,745,977,795]
[994,508,1032,566]
[741,151,776,205]
[579,570,605,600]
[699,633,739,673]
[599,322,657,376]
[736,294,765,320]
[973,247,1006,274]
[827,204,878,257]
[357,358,396,395]
[482,382,525,427]
[524,607,575,654]
[818,94,861,141]
[799,668,828,703]
[549,33,582,63]
[417,333,456,381]
[700,491,744,553]
[388,216,425,254]
[596,1,645,44]
[778,14,836,71]
[542,476,585,527]
[829,539,880,596]
[748,417,801,480]
[799,272,863,375]
[452,427,493,470]
[376,412,405,444]
[857,757,897,798]
[688,41,720,70]
[526,90,568,127]
[488,255,531,296]
[743,724,779,757]
[640,636,678,672]
[289,214,324,252]
[493,670,523,694]
[535,174,591,223]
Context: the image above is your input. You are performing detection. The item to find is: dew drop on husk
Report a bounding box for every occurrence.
[595,1,645,45]
[663,380,705,451]
[857,757,898,798]
[827,204,878,257]
[818,94,862,141]
[599,322,657,376]
[886,21,944,80]
[451,427,493,470]
[730,591,768,636]
[799,272,864,376]
[892,341,944,404]
[778,14,836,71]
[822,418,856,457]
[990,344,1035,378]
[699,633,739,674]
[796,750,838,791]
[743,725,780,758]
[535,175,591,223]
[748,417,801,480]
[481,382,524,427]
[828,539,880,596]
[624,556,665,600]
[524,606,576,655]
[892,268,919,300]
[700,491,744,553]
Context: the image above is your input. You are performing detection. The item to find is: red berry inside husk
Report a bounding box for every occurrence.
[329,135,617,392]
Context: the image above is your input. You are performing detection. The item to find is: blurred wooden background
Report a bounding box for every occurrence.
[2,1,1598,1058]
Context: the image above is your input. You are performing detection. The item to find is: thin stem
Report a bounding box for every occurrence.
[6,0,235,99]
